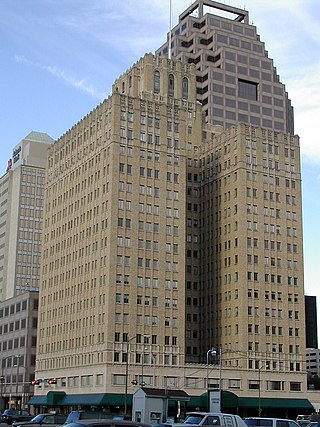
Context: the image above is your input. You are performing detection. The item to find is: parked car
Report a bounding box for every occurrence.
[244,418,300,427]
[63,421,150,427]
[12,413,67,427]
[64,412,131,424]
[296,421,311,427]
[157,412,248,427]
[1,409,33,425]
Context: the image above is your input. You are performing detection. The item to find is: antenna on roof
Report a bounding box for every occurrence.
[168,0,172,59]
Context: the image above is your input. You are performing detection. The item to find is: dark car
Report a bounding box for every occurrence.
[1,409,33,425]
[63,421,151,427]
[297,422,311,427]
[12,413,67,427]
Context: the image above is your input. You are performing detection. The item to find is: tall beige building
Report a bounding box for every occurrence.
[0,132,54,301]
[38,54,201,378]
[197,123,304,371]
[156,0,303,366]
[35,50,310,416]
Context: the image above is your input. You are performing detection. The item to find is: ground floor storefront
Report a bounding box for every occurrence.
[28,390,314,420]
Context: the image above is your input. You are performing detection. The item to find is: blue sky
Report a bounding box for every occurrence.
[1,1,320,318]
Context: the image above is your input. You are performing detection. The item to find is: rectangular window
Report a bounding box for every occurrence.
[238,79,258,101]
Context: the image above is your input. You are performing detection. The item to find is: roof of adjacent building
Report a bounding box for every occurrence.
[140,387,190,400]
[23,131,54,144]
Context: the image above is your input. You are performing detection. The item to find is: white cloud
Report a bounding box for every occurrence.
[287,63,320,163]
[14,55,106,100]
[11,0,320,164]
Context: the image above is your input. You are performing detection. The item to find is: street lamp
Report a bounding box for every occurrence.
[218,347,222,410]
[206,348,216,411]
[1,356,12,412]
[206,347,222,412]
[258,366,261,417]
[124,336,136,417]
[140,344,149,387]
[14,355,22,410]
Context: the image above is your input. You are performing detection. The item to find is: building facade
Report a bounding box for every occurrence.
[156,0,304,364]
[306,348,320,378]
[37,53,201,384]
[34,47,309,415]
[0,291,39,410]
[0,132,54,301]
[156,0,293,134]
[305,295,318,350]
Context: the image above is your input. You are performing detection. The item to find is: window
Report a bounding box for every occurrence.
[182,77,188,99]
[168,73,174,97]
[290,382,301,391]
[229,379,240,389]
[238,79,258,100]
[154,70,160,94]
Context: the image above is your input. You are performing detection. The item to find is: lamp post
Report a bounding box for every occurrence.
[1,356,12,412]
[218,347,222,411]
[124,336,136,417]
[140,346,148,387]
[258,366,262,416]
[14,355,22,410]
[206,348,216,411]
[206,347,223,412]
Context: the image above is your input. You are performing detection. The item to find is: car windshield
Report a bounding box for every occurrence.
[31,415,45,423]
[5,410,19,415]
[245,420,273,427]
[184,415,205,425]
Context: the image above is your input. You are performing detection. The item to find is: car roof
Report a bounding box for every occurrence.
[66,421,151,426]
[187,413,240,416]
[35,412,60,417]
[245,419,298,423]
[243,417,299,426]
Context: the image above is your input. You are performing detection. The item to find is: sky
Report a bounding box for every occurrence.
[1,0,320,321]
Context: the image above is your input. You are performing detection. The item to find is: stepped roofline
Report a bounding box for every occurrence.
[179,0,249,24]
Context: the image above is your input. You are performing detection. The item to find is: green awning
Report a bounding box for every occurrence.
[28,393,132,407]
[238,397,314,410]
[58,393,132,406]
[189,395,207,408]
[101,393,132,406]
[198,391,314,411]
[199,391,237,408]
[221,391,239,407]
[28,395,48,405]
[61,394,107,406]
[47,391,66,405]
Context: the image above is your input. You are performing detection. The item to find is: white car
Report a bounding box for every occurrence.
[244,417,300,427]
[159,412,248,427]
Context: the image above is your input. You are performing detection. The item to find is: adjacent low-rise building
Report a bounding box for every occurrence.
[0,290,39,410]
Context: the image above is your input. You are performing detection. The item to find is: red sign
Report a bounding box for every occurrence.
[6,158,12,172]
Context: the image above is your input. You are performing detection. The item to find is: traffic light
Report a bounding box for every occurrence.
[31,379,40,385]
[131,379,138,385]
[0,376,4,383]
[48,378,57,385]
